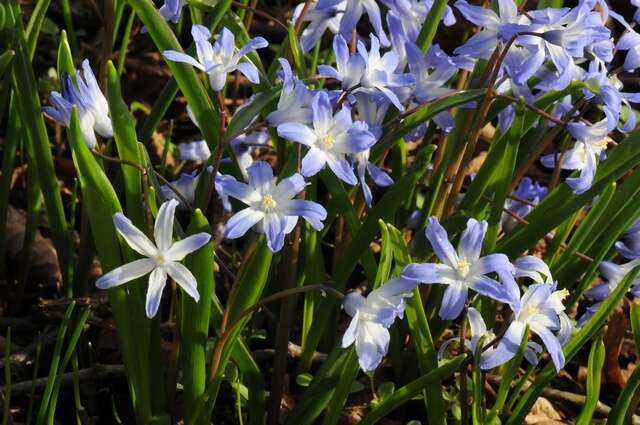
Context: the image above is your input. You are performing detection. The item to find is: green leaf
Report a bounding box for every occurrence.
[506,266,640,425]
[0,49,14,78]
[415,0,448,52]
[66,108,153,424]
[181,210,215,425]
[575,336,605,425]
[607,363,640,425]
[358,355,467,425]
[8,8,73,291]
[56,30,74,78]
[106,61,147,227]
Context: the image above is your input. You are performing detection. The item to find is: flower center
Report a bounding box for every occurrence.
[457,258,470,276]
[556,288,569,301]
[261,194,277,210]
[318,134,335,150]
[153,254,168,265]
[594,138,610,151]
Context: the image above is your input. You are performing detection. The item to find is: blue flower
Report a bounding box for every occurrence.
[219,161,327,252]
[160,167,232,212]
[582,60,640,133]
[453,0,526,59]
[293,0,345,53]
[342,277,417,371]
[481,282,571,372]
[514,255,553,284]
[163,25,268,91]
[540,119,612,194]
[266,59,314,126]
[43,59,113,149]
[96,199,210,318]
[502,178,547,232]
[319,34,414,110]
[159,0,186,24]
[401,216,515,320]
[438,307,544,366]
[276,91,376,184]
[617,29,640,73]
[578,259,640,327]
[616,219,640,260]
[315,0,389,47]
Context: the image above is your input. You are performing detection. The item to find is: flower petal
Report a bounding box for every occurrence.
[165,261,200,302]
[224,208,264,239]
[438,283,468,320]
[154,199,179,252]
[166,233,211,261]
[113,213,158,257]
[145,267,168,318]
[480,321,525,369]
[95,259,156,289]
[400,263,456,284]
[162,50,206,70]
[425,216,458,268]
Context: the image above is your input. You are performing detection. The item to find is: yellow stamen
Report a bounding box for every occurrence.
[457,258,470,276]
[319,134,335,150]
[262,194,277,210]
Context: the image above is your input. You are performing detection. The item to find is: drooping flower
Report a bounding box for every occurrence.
[481,282,571,372]
[219,161,327,252]
[43,59,113,149]
[578,259,640,327]
[160,167,231,212]
[540,119,612,194]
[96,199,210,318]
[401,216,515,320]
[163,25,268,91]
[438,307,543,366]
[616,219,640,260]
[159,0,186,24]
[616,29,640,73]
[293,0,345,53]
[276,91,376,184]
[342,277,417,371]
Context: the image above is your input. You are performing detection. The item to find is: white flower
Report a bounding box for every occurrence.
[342,277,417,371]
[96,199,211,318]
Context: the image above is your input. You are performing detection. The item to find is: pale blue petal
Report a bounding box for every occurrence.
[425,216,458,267]
[96,259,156,289]
[145,267,167,318]
[264,213,286,252]
[301,148,328,177]
[165,261,200,302]
[400,263,456,284]
[113,213,158,257]
[480,321,525,369]
[284,200,327,230]
[230,62,260,84]
[531,324,565,372]
[163,50,205,70]
[438,283,468,320]
[277,123,316,146]
[224,208,264,239]
[166,233,211,261]
[154,199,179,252]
